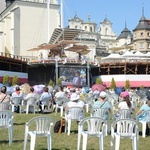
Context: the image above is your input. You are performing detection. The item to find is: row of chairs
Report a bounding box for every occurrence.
[0,107,149,150]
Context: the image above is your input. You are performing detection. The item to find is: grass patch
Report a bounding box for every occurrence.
[0,110,150,150]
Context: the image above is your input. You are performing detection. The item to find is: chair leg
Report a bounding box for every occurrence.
[115,136,120,150]
[30,134,36,150]
[77,126,81,150]
[60,107,63,117]
[100,135,104,150]
[67,119,71,135]
[19,105,22,114]
[24,133,28,150]
[26,105,29,114]
[142,122,146,138]
[47,134,51,150]
[8,127,12,145]
[82,134,88,150]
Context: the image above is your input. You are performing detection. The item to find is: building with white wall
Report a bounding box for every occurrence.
[0,0,60,58]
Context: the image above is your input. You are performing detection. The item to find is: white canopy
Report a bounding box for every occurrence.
[101,53,123,60]
[122,51,134,57]
[134,51,146,57]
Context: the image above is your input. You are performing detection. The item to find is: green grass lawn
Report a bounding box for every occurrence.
[0,110,150,150]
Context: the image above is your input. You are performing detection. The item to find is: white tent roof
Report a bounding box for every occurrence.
[122,51,134,57]
[134,51,146,57]
[101,53,123,60]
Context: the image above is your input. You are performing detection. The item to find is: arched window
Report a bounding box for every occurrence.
[105,28,108,35]
[90,26,92,32]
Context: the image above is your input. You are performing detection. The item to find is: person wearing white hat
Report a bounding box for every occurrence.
[92,91,111,119]
[65,93,85,110]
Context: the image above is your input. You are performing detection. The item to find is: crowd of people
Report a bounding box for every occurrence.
[0,84,150,132]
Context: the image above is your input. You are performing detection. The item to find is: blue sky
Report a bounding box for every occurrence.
[61,0,150,35]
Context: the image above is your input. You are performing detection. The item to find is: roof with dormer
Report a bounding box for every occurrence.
[100,17,112,25]
[68,15,83,23]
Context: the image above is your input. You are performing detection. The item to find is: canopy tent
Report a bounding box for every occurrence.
[133,51,146,57]
[101,53,123,60]
[121,51,134,57]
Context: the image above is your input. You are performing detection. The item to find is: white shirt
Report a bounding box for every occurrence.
[67,100,85,108]
[73,77,80,86]
[118,101,134,110]
[55,91,65,99]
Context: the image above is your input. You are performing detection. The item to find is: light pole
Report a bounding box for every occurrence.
[87,60,90,87]
[47,0,50,43]
[55,58,58,84]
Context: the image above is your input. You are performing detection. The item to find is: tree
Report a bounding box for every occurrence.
[48,79,54,87]
[110,77,116,89]
[2,74,11,85]
[95,77,103,84]
[56,78,62,85]
[12,75,19,86]
[125,80,130,90]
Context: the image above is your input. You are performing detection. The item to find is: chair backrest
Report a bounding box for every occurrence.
[27,97,37,105]
[0,111,13,127]
[41,97,50,106]
[12,97,22,105]
[79,116,106,136]
[66,107,84,121]
[91,108,110,120]
[26,116,54,135]
[112,119,138,137]
[0,103,12,111]
[115,109,133,120]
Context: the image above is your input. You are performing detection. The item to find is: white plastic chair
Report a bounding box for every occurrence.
[137,110,150,138]
[24,116,54,150]
[11,97,22,113]
[114,109,133,121]
[0,111,13,145]
[41,97,51,111]
[0,102,12,111]
[55,98,66,117]
[26,97,37,114]
[65,107,84,135]
[77,116,106,150]
[91,108,110,135]
[111,119,139,150]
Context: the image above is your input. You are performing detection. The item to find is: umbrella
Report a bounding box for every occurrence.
[6,87,14,95]
[91,84,105,92]
[20,83,31,94]
[33,85,44,94]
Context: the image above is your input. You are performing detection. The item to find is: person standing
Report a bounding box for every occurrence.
[72,71,81,87]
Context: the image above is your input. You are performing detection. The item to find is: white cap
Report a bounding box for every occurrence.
[70,93,79,101]
[99,91,106,98]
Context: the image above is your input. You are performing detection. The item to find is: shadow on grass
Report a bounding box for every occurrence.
[13,122,25,125]
[0,139,24,144]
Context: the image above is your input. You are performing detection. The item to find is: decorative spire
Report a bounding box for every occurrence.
[125,21,127,28]
[142,3,144,16]
[88,13,91,22]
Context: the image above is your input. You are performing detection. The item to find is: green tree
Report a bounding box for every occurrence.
[48,79,54,87]
[125,80,130,90]
[56,78,62,85]
[95,77,103,84]
[12,75,19,86]
[140,85,144,89]
[2,74,11,85]
[110,77,116,89]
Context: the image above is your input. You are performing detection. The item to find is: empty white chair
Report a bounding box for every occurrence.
[24,116,54,150]
[0,111,13,145]
[26,97,37,114]
[77,116,106,150]
[65,107,84,135]
[137,110,150,138]
[111,119,139,150]
[91,108,110,135]
[11,97,22,113]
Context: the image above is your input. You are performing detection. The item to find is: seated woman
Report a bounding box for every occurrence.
[137,95,150,121]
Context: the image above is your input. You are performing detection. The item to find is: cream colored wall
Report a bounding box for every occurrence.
[19,2,60,57]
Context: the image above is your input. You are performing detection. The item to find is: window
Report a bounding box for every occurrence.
[147,32,150,37]
[75,25,78,29]
[148,43,150,49]
[85,26,87,31]
[105,28,108,35]
[134,33,136,38]
[140,43,144,49]
[140,32,143,37]
[90,27,92,32]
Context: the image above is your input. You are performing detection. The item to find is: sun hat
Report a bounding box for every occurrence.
[99,91,106,98]
[121,91,130,98]
[70,93,80,101]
